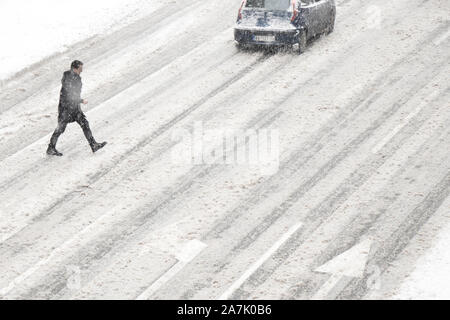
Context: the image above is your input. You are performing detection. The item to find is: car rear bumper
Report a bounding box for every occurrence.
[234,28,300,46]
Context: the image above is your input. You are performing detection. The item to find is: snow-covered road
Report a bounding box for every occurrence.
[0,0,449,299]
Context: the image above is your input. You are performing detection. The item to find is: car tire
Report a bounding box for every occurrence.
[297,29,307,55]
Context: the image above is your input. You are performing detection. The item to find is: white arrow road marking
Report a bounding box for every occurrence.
[312,239,372,300]
[218,222,303,300]
[136,239,207,300]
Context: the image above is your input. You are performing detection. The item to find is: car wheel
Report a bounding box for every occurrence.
[297,29,307,55]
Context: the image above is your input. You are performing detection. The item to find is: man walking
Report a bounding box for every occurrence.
[47,60,107,156]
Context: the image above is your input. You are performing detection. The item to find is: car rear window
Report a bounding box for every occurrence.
[245,0,292,11]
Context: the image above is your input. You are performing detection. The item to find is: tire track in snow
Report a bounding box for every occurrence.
[0,0,369,189]
[0,20,368,270]
[204,24,450,242]
[247,90,450,300]
[0,0,400,220]
[0,0,374,247]
[0,0,239,160]
[0,35,244,187]
[2,100,284,299]
[0,0,446,300]
[0,0,209,113]
[63,21,450,300]
[155,34,450,298]
[0,13,436,298]
[340,167,450,300]
[0,53,269,243]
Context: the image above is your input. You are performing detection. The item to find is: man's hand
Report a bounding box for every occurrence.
[82,99,88,105]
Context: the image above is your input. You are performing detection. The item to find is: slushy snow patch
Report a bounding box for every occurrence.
[0,0,165,80]
[394,219,450,299]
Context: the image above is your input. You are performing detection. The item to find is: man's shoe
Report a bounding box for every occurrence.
[91,141,107,153]
[46,145,63,157]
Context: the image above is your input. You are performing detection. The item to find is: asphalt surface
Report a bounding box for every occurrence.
[0,0,449,299]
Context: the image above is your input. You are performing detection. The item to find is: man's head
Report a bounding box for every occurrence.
[71,60,84,74]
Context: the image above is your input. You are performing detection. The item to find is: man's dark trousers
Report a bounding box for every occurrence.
[49,111,95,148]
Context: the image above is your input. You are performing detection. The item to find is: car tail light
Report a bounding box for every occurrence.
[237,1,245,22]
[291,1,298,22]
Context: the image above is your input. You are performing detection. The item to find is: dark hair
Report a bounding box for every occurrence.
[71,60,83,70]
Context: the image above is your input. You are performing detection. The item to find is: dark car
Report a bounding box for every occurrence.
[234,0,336,53]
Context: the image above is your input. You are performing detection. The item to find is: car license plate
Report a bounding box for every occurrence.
[254,35,275,42]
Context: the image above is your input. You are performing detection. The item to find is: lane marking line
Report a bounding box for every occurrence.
[0,208,115,297]
[218,222,303,300]
[371,89,441,154]
[136,239,207,300]
[433,28,450,46]
[311,273,345,300]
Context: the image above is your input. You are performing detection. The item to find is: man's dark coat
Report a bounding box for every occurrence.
[58,70,84,122]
